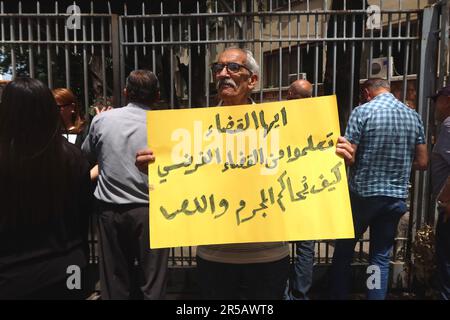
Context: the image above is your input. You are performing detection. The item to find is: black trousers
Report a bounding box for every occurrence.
[97,201,169,300]
[196,255,290,300]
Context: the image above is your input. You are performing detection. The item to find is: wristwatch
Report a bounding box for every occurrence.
[437,200,449,208]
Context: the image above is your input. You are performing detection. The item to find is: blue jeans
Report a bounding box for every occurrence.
[284,241,315,300]
[436,210,450,300]
[330,192,407,300]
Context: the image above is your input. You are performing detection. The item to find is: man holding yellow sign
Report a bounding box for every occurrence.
[136,47,355,300]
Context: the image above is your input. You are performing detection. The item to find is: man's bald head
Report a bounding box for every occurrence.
[287,79,313,100]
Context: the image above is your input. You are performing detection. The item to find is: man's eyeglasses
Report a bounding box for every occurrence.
[211,62,252,75]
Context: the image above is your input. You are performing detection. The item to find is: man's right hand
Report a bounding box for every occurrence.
[135,148,155,174]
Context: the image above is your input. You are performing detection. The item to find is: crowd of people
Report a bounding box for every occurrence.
[0,46,448,300]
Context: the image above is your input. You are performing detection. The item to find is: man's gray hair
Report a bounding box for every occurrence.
[363,78,390,91]
[223,47,260,75]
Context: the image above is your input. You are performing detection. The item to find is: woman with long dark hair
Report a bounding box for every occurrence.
[0,78,93,299]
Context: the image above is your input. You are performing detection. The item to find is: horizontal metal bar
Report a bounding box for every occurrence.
[0,40,111,44]
[121,37,419,46]
[120,9,422,20]
[0,13,112,17]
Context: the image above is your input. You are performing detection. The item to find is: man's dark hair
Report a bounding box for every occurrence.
[362,78,390,91]
[125,70,159,104]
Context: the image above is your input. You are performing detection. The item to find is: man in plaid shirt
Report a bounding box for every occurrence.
[330,78,428,300]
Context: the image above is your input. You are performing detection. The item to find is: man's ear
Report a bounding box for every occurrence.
[247,74,258,91]
[364,88,371,100]
[123,88,128,98]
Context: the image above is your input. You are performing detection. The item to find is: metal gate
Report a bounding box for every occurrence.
[1,0,447,293]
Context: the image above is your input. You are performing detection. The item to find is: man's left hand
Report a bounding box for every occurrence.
[336,136,355,165]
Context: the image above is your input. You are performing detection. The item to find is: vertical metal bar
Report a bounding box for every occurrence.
[170,18,174,108]
[18,1,23,55]
[101,17,106,100]
[278,14,282,100]
[297,13,301,82]
[342,0,346,52]
[196,1,200,55]
[112,15,122,107]
[260,10,264,102]
[188,17,192,108]
[398,0,402,52]
[161,2,165,56]
[28,17,35,78]
[251,0,255,53]
[215,0,218,41]
[361,0,365,53]
[439,0,449,87]
[124,3,128,56]
[288,1,292,80]
[0,1,4,55]
[388,13,392,83]
[314,42,319,97]
[10,17,17,79]
[318,241,322,264]
[142,2,146,56]
[64,13,70,88]
[37,1,41,55]
[46,18,53,88]
[91,1,94,55]
[314,12,319,96]
[72,0,76,55]
[151,18,156,74]
[224,4,228,41]
[402,14,411,102]
[306,3,310,53]
[55,1,59,56]
[332,14,337,94]
[233,0,236,43]
[350,13,356,111]
[205,46,210,107]
[133,19,138,69]
[368,15,374,79]
[82,17,89,115]
[205,14,210,107]
[380,0,384,53]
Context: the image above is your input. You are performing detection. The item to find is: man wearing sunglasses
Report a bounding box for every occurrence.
[135,47,354,300]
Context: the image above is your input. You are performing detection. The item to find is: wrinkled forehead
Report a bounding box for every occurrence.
[218,49,246,65]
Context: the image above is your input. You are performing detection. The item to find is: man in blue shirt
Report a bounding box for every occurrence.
[330,78,428,300]
[82,70,169,300]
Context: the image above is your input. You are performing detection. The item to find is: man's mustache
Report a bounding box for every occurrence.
[216,78,237,90]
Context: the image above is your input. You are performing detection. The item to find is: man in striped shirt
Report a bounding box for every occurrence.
[330,78,428,300]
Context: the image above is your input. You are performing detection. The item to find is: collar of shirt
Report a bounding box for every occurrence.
[372,91,394,101]
[217,98,256,106]
[126,101,152,110]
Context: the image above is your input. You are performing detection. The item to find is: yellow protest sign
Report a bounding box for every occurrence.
[147,95,354,249]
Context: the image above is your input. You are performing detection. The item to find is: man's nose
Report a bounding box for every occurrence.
[216,65,230,78]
